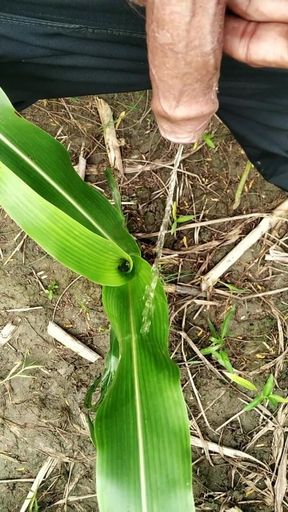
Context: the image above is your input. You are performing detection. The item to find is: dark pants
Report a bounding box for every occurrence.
[1,1,288,191]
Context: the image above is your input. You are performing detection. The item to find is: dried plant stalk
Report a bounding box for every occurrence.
[202,198,288,291]
[96,97,124,175]
[48,321,101,363]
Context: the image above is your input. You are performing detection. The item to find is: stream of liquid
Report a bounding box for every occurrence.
[140,144,184,335]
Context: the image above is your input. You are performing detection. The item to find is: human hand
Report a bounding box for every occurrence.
[224,0,288,68]
[135,0,288,144]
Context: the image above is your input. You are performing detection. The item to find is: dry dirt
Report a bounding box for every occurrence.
[0,93,288,511]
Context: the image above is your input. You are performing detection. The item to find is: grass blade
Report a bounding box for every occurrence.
[224,372,257,392]
[215,350,234,373]
[233,161,253,210]
[269,394,288,404]
[207,318,218,340]
[220,306,236,339]
[244,396,262,412]
[262,375,274,397]
[176,215,195,224]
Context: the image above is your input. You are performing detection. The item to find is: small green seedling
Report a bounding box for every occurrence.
[201,306,236,373]
[78,298,91,316]
[203,133,216,149]
[29,495,40,512]
[163,270,194,284]
[219,281,248,294]
[233,160,253,210]
[69,96,80,103]
[225,373,288,411]
[45,280,59,300]
[171,201,195,236]
[0,358,42,385]
[245,375,288,411]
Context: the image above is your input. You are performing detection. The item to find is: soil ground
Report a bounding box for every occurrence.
[1,93,288,511]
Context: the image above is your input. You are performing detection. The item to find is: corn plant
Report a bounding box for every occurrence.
[171,201,195,236]
[45,280,59,300]
[0,88,194,512]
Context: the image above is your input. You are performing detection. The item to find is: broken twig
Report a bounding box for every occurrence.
[20,457,57,512]
[191,435,267,468]
[202,198,288,291]
[0,319,20,347]
[74,142,87,180]
[96,97,124,176]
[274,436,288,512]
[47,321,101,363]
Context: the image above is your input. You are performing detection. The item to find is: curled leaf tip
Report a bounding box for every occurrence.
[118,258,133,274]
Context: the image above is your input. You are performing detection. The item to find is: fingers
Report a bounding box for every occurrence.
[145,0,226,143]
[225,1,288,69]
[227,0,288,22]
[224,15,288,68]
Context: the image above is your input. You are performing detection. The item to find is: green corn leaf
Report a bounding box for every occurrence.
[244,395,263,412]
[0,87,139,257]
[85,330,121,449]
[1,87,194,510]
[0,162,133,286]
[84,376,102,412]
[85,373,102,448]
[90,329,120,413]
[86,414,97,449]
[262,375,274,398]
[224,372,257,392]
[97,257,194,512]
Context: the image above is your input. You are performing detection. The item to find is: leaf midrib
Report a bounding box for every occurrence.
[0,132,111,242]
[129,286,148,512]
